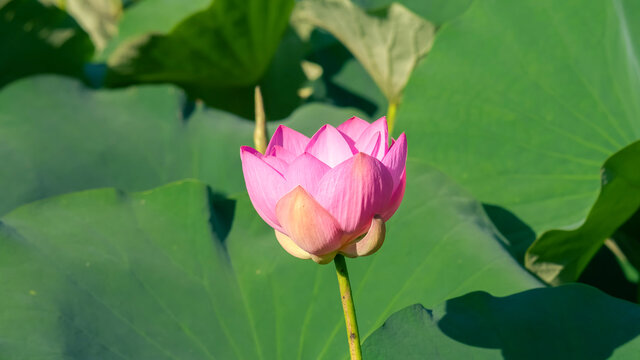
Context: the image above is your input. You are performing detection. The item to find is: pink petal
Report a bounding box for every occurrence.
[315,153,393,235]
[381,133,407,191]
[262,155,289,174]
[276,186,345,255]
[268,145,297,163]
[284,153,331,194]
[305,124,358,167]
[240,146,287,232]
[355,117,389,160]
[337,116,370,141]
[381,170,406,221]
[265,125,309,156]
[356,132,381,158]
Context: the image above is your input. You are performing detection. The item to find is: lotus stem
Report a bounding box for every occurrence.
[334,254,363,360]
[387,101,398,135]
[254,86,267,154]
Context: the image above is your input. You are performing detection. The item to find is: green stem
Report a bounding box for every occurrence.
[334,254,363,360]
[386,101,398,135]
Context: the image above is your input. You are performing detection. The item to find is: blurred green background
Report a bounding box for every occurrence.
[1,0,640,358]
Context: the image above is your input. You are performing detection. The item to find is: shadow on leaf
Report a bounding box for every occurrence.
[363,284,640,360]
[482,203,535,263]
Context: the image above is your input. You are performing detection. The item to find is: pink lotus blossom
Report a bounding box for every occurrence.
[240,116,407,264]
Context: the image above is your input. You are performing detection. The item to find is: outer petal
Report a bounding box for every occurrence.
[337,116,370,141]
[381,170,406,221]
[305,124,358,167]
[381,133,407,191]
[340,215,386,257]
[315,153,393,235]
[275,230,312,259]
[276,186,345,255]
[265,125,310,156]
[309,252,338,264]
[284,153,330,194]
[276,231,336,263]
[355,117,389,160]
[240,146,286,231]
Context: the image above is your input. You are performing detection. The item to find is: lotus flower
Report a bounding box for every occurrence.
[240,116,407,264]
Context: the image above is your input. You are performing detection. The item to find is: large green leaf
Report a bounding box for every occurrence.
[293,0,435,105]
[106,0,294,90]
[362,284,640,359]
[354,0,474,26]
[302,35,387,118]
[101,0,210,59]
[526,141,640,284]
[0,0,94,87]
[0,159,540,359]
[102,0,305,119]
[0,75,356,216]
[400,0,640,266]
[182,26,308,120]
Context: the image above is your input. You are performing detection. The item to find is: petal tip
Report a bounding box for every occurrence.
[240,145,258,154]
[240,146,265,162]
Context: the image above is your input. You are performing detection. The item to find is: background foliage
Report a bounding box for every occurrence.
[1,0,639,358]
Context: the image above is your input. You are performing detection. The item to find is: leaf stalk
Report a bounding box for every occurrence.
[387,101,398,134]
